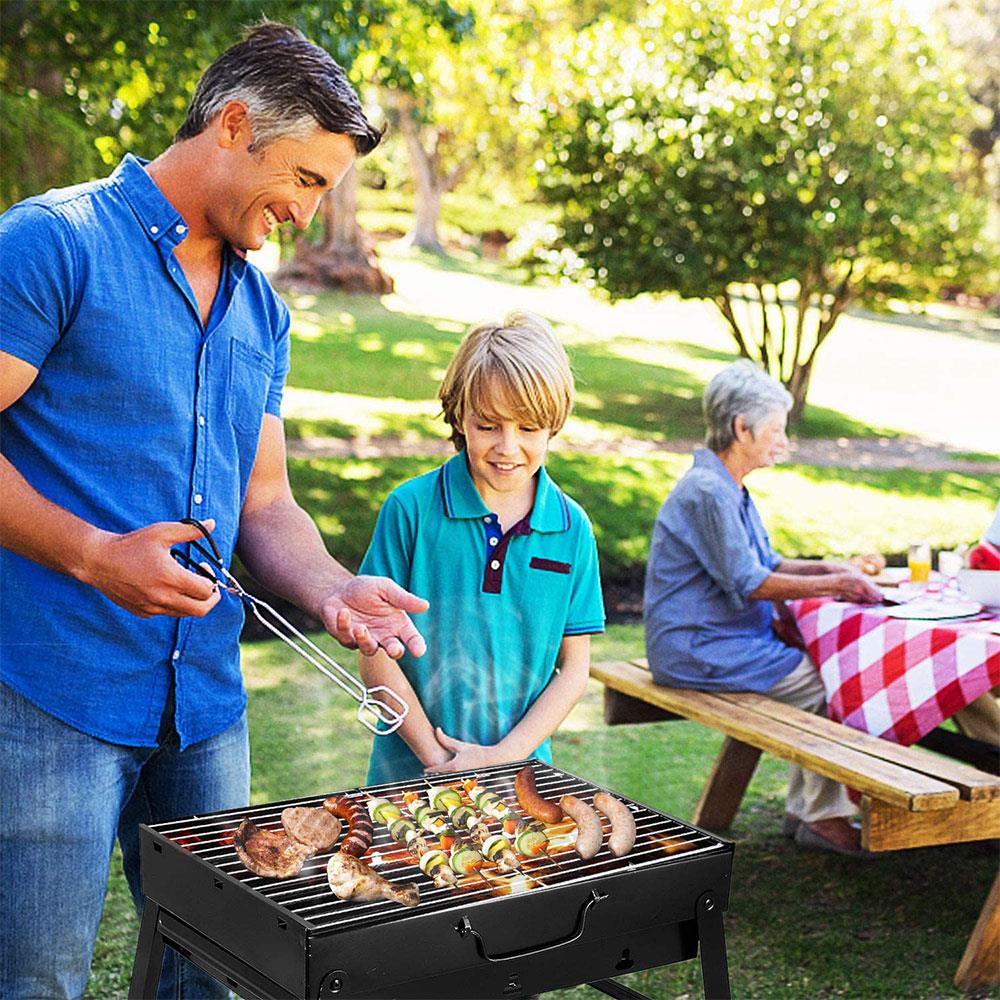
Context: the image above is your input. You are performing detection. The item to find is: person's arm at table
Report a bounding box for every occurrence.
[750,567,881,603]
[774,557,850,576]
[236,414,427,658]
[1,352,221,618]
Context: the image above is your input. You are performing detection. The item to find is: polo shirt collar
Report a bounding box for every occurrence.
[439,452,570,533]
[693,447,746,501]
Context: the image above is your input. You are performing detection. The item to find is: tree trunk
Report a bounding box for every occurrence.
[274,164,394,294]
[394,91,447,255]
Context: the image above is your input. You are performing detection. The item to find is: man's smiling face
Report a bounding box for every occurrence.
[211,111,356,251]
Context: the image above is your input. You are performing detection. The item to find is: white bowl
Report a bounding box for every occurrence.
[957,569,1000,610]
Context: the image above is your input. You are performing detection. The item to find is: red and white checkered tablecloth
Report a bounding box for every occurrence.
[788,597,1000,745]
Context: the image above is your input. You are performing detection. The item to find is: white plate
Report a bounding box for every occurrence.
[883,599,983,620]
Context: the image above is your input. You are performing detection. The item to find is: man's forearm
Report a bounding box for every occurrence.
[236,496,352,619]
[0,453,105,582]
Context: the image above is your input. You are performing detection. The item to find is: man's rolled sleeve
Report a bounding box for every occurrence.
[0,205,80,368]
[265,300,291,417]
[688,488,772,611]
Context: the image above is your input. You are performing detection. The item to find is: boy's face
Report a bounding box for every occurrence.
[462,408,551,508]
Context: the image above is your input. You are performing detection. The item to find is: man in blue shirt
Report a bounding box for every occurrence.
[0,24,426,1000]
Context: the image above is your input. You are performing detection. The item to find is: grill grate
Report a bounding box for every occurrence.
[151,760,725,934]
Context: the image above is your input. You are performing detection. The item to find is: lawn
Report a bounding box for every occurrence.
[279,241,1000,455]
[90,627,997,999]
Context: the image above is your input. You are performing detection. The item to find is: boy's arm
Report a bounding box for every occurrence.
[429,635,592,772]
[358,650,451,769]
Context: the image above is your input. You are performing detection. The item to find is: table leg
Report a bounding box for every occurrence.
[954,871,1000,992]
[128,898,164,1000]
[693,738,762,831]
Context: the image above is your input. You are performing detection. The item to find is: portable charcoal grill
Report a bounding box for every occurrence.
[129,760,734,999]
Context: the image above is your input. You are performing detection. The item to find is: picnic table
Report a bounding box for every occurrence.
[592,598,1000,990]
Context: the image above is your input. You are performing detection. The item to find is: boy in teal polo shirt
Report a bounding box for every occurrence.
[359,312,605,783]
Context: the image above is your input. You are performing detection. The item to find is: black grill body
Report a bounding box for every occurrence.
[129,760,734,999]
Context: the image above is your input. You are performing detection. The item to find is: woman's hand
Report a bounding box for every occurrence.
[423,729,507,773]
[829,571,882,604]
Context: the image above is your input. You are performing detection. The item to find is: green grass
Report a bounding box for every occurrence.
[284,452,1000,578]
[90,626,998,999]
[276,246,1000,456]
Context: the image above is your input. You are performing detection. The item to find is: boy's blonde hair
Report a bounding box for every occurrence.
[439,311,574,450]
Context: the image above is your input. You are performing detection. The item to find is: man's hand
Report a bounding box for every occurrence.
[79,519,221,618]
[423,728,506,774]
[319,576,428,659]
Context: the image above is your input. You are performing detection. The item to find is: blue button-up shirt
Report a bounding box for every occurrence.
[0,155,290,749]
[643,448,800,692]
[360,452,605,783]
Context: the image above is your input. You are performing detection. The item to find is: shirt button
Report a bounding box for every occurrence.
[198,415,206,427]
[172,650,180,661]
[489,537,498,546]
[176,224,187,234]
[194,493,203,504]
[490,559,500,570]
[150,225,159,234]
[483,516,492,523]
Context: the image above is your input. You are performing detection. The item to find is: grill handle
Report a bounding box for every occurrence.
[455,888,608,962]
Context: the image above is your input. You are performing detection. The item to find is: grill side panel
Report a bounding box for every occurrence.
[306,852,733,998]
[140,827,311,997]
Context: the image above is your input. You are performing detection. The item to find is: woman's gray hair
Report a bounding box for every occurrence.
[703,360,793,452]
[175,21,382,154]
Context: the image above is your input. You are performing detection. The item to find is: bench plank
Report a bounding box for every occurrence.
[715,690,1000,803]
[591,660,959,811]
[617,658,1000,802]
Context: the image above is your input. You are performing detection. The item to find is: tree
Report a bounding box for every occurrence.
[531,0,994,421]
[0,1,465,289]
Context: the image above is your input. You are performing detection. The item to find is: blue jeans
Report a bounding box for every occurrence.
[0,682,250,1000]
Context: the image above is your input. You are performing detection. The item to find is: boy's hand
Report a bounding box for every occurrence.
[320,576,428,659]
[424,728,506,773]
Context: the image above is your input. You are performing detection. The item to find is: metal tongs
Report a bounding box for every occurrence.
[169,517,409,736]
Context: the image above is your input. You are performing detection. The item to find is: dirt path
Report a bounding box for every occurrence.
[288,434,1000,474]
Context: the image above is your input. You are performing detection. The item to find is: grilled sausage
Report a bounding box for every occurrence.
[514,764,563,824]
[559,795,602,859]
[323,794,375,857]
[593,792,637,857]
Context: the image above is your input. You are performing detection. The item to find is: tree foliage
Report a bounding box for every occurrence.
[531,0,995,419]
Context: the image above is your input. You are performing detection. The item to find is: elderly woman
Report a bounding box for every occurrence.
[644,360,881,856]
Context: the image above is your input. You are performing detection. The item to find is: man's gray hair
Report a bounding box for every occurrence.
[175,22,382,154]
[703,360,793,452]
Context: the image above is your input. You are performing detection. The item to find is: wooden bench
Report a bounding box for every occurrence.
[591,657,1000,992]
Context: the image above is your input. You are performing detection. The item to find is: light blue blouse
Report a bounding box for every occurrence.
[643,449,800,692]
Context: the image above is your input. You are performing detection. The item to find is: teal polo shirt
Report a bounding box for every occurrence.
[360,451,605,783]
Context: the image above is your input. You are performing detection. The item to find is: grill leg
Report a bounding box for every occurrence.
[696,891,730,1000]
[129,899,165,1000]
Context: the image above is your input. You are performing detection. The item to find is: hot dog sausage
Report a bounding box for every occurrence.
[559,794,602,859]
[323,794,375,857]
[515,764,563,824]
[593,792,636,857]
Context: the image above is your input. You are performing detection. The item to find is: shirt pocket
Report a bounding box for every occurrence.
[227,338,272,434]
